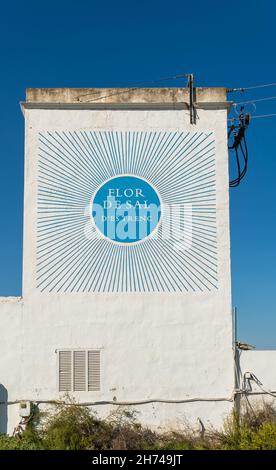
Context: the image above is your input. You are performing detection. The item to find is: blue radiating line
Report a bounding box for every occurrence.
[154,140,215,193]
[144,239,187,291]
[38,151,94,196]
[62,131,102,185]
[80,131,110,182]
[38,164,92,199]
[36,129,220,293]
[40,133,95,191]
[104,131,120,175]
[147,237,199,291]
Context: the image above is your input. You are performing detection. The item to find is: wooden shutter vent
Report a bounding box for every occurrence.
[58,350,100,392]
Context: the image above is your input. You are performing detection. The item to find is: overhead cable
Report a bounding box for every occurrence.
[77,74,188,102]
[228,108,250,187]
[228,82,276,93]
[229,112,276,122]
[250,112,276,120]
[234,95,276,106]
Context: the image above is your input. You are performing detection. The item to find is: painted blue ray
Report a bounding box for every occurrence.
[37,130,218,293]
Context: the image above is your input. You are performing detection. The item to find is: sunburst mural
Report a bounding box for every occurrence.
[36,130,218,293]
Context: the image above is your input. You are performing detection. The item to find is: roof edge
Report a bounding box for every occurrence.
[25,87,227,104]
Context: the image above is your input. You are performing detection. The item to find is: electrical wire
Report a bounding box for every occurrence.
[229,112,276,122]
[228,110,249,187]
[4,372,276,408]
[1,396,234,406]
[77,74,188,103]
[242,82,276,90]
[234,95,276,106]
[243,372,276,399]
[250,112,276,120]
[228,82,276,92]
[230,148,242,188]
[75,75,276,100]
[3,372,276,409]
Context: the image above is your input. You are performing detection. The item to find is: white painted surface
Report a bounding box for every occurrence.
[0,297,22,433]
[1,102,235,433]
[240,351,276,396]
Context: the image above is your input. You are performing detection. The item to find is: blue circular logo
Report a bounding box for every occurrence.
[92,175,161,243]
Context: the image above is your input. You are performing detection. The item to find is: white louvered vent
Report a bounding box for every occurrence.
[58,350,101,392]
[88,350,100,391]
[59,351,72,392]
[73,350,86,391]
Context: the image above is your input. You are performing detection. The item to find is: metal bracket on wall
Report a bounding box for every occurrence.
[187,73,196,125]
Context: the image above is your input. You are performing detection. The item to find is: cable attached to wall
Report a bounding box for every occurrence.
[243,372,276,398]
[77,73,188,103]
[228,107,250,188]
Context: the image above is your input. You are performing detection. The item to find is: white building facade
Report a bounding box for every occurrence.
[1,87,272,435]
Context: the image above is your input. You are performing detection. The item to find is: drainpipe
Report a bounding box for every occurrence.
[233,306,241,418]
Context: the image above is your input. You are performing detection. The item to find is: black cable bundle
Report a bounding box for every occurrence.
[228,109,250,187]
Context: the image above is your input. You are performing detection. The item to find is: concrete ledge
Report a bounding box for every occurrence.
[0,297,22,303]
[25,87,227,104]
[21,101,231,111]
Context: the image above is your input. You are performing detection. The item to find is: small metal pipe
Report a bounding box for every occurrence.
[233,306,241,418]
[233,306,237,349]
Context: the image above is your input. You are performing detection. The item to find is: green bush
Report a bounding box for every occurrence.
[214,402,276,450]
[38,403,157,450]
[1,400,276,450]
[238,422,276,450]
[0,432,41,450]
[41,404,104,450]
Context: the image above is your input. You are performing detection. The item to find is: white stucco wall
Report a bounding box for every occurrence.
[240,351,276,403]
[1,96,236,433]
[0,297,23,433]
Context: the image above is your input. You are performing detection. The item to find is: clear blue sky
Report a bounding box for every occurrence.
[0,0,275,348]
